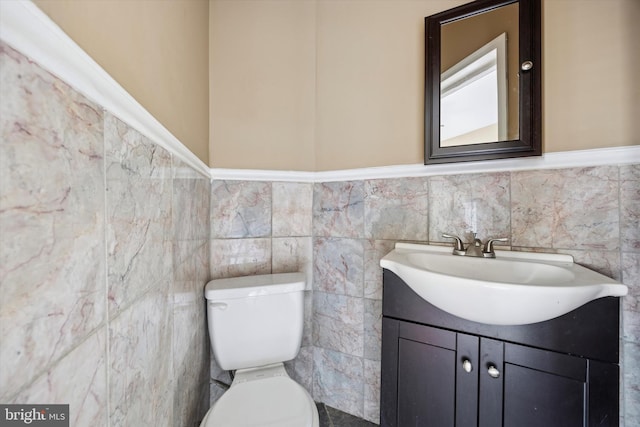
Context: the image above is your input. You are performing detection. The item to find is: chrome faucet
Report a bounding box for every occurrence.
[443,233,508,258]
[464,233,484,257]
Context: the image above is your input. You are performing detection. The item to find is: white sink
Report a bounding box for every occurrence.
[380,243,628,325]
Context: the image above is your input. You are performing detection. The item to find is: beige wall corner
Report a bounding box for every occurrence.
[33,0,210,165]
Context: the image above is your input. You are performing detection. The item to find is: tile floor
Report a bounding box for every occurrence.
[317,403,378,426]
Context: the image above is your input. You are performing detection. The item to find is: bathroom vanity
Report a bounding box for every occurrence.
[380,269,621,427]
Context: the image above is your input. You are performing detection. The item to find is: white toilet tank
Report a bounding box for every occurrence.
[204,272,306,371]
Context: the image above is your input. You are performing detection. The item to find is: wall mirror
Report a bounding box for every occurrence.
[425,0,541,164]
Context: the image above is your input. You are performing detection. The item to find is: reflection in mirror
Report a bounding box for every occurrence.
[440,1,518,147]
[425,0,541,165]
[440,33,508,146]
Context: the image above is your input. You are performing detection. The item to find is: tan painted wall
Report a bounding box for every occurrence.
[209,0,316,170]
[33,0,210,165]
[211,0,639,171]
[208,0,467,171]
[31,0,639,171]
[314,0,467,171]
[544,0,640,152]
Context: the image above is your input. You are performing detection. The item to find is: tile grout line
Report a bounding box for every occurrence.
[102,108,111,427]
[617,164,625,424]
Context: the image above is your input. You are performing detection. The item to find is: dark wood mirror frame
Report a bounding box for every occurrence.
[425,0,541,164]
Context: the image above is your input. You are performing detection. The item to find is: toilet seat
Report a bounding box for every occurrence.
[201,365,318,427]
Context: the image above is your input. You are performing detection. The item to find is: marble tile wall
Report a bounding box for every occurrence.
[172,159,211,427]
[209,166,639,426]
[0,43,210,427]
[316,167,640,425]
[620,165,640,427]
[311,178,429,422]
[208,180,315,402]
[0,42,108,425]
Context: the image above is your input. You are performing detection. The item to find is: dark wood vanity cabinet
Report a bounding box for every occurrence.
[380,270,621,427]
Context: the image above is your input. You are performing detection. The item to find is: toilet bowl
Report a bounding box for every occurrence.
[199,364,318,427]
[201,272,319,427]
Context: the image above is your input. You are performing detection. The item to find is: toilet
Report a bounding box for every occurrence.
[201,272,319,427]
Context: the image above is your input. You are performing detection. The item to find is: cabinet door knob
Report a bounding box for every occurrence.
[462,358,472,373]
[487,364,500,378]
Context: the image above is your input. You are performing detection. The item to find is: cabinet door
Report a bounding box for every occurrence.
[381,318,462,426]
[382,317,618,427]
[397,321,457,426]
[478,338,504,427]
[502,343,588,427]
[455,334,480,427]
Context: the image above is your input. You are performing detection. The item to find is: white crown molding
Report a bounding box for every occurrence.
[212,146,640,182]
[0,0,210,179]
[210,168,317,183]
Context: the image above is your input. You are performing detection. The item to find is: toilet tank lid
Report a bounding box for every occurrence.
[205,272,306,300]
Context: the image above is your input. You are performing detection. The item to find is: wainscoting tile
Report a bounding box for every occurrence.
[314,181,365,238]
[313,292,364,357]
[8,329,108,427]
[273,236,313,290]
[211,180,271,238]
[173,301,209,427]
[620,165,640,252]
[0,42,105,398]
[313,237,364,297]
[364,359,381,424]
[622,252,640,343]
[105,114,173,315]
[364,240,395,300]
[303,291,314,347]
[209,238,271,279]
[105,113,171,180]
[364,299,382,361]
[285,345,314,396]
[109,289,173,427]
[173,170,211,242]
[511,167,619,250]
[173,240,210,283]
[1,41,209,427]
[106,177,173,314]
[364,177,428,240]
[560,249,622,281]
[429,172,510,244]
[623,340,640,426]
[272,182,313,237]
[314,348,364,419]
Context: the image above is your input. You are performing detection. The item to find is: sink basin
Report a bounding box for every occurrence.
[380,243,627,325]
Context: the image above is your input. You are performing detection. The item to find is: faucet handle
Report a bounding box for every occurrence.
[442,233,466,255]
[483,238,509,257]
